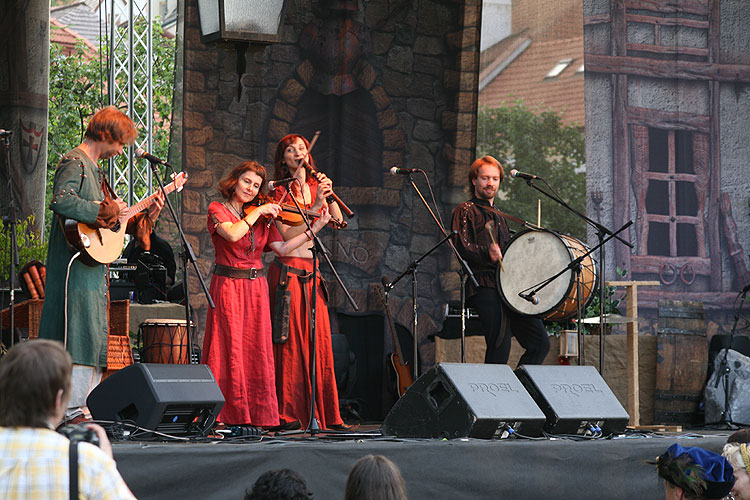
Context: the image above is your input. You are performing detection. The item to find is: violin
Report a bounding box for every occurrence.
[244,197,347,230]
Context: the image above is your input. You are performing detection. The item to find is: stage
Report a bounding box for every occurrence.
[112,429,731,500]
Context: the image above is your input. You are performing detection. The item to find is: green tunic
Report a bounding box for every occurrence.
[38,147,109,368]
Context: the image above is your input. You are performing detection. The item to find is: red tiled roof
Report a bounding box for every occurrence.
[50,18,97,57]
[479,37,585,127]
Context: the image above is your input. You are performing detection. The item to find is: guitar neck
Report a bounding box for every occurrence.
[124,181,178,219]
[378,289,406,362]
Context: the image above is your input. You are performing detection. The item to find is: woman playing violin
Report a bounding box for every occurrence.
[267,134,348,430]
[203,160,331,429]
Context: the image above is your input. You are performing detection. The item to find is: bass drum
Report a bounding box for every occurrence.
[497,229,598,320]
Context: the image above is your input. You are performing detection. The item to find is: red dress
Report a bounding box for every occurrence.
[202,202,281,426]
[268,186,343,429]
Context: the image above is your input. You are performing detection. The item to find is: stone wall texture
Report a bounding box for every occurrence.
[181,0,482,370]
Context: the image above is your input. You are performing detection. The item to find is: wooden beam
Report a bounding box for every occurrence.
[626,42,708,58]
[627,106,710,133]
[583,14,611,25]
[605,280,660,427]
[709,80,721,290]
[625,13,709,29]
[644,171,698,182]
[630,256,711,275]
[584,54,750,83]
[625,0,709,16]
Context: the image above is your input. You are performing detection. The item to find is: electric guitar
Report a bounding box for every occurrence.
[63,172,188,266]
[375,286,414,397]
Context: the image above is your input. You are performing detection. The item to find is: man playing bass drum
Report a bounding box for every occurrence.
[451,156,549,365]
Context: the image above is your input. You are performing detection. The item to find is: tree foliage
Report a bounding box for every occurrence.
[47,20,175,230]
[476,102,586,239]
[0,215,48,282]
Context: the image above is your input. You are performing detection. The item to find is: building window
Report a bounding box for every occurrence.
[545,58,573,79]
[629,121,710,285]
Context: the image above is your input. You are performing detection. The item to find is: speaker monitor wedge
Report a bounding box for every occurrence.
[514,365,629,435]
[87,363,225,435]
[381,363,546,439]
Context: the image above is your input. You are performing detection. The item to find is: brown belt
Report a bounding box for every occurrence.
[214,264,262,280]
[272,259,312,280]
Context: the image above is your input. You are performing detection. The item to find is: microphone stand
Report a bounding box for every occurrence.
[516,175,633,372]
[386,171,477,377]
[147,161,214,364]
[1,133,18,348]
[285,182,358,435]
[707,288,749,428]
[384,231,457,380]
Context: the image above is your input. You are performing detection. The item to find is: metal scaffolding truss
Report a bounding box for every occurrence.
[108,0,153,205]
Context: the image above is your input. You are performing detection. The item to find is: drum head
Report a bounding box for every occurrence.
[498,229,575,317]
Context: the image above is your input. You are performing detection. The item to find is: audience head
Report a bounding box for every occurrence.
[244,469,313,500]
[728,429,750,445]
[655,444,735,499]
[0,340,72,428]
[344,454,407,500]
[723,442,750,500]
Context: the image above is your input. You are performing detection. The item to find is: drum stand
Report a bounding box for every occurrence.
[513,176,634,372]
[146,161,214,364]
[286,185,358,435]
[517,223,632,366]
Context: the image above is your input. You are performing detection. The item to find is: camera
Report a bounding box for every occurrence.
[57,424,100,447]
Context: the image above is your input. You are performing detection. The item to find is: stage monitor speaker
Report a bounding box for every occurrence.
[87,363,225,435]
[514,365,629,436]
[381,363,546,439]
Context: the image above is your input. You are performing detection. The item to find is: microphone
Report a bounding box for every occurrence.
[267,177,296,191]
[519,292,540,305]
[0,129,13,137]
[509,169,540,181]
[135,148,168,165]
[390,166,420,175]
[381,275,392,292]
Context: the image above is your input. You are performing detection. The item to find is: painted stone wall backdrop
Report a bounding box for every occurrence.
[0,0,49,232]
[584,0,750,337]
[181,0,481,369]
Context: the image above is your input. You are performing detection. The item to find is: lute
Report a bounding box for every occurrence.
[63,172,187,266]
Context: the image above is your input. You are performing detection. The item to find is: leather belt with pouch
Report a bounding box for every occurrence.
[214,264,262,280]
[271,259,329,345]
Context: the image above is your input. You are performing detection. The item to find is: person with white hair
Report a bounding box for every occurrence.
[723,441,750,500]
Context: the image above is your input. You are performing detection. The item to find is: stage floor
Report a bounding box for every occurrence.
[112,427,732,500]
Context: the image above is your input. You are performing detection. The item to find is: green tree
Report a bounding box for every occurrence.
[47,20,175,230]
[476,102,586,239]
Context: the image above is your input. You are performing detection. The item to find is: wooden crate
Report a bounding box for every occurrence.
[1,299,44,339]
[107,334,134,371]
[110,299,130,336]
[654,300,708,425]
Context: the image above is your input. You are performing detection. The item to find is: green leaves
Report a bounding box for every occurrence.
[47,19,176,228]
[477,102,586,239]
[0,215,48,282]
